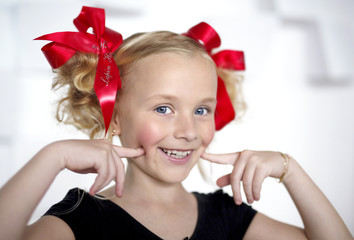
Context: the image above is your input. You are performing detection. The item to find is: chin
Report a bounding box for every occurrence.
[154,169,192,184]
[158,158,200,184]
[149,157,199,184]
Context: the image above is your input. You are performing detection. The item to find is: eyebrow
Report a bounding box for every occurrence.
[146,94,216,103]
[199,97,217,104]
[147,94,177,101]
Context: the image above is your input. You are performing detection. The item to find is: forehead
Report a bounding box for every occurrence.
[123,52,217,94]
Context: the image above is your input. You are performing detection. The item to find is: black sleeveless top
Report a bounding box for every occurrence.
[44,188,256,240]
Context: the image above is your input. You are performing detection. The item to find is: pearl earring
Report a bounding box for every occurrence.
[111,130,120,145]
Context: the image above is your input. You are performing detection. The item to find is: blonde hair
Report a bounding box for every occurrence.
[52,31,246,139]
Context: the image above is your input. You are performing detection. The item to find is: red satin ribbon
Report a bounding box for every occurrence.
[184,22,245,130]
[35,6,123,135]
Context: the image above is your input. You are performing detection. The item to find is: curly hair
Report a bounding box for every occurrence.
[52,31,246,139]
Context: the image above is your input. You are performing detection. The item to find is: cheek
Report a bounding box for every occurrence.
[136,119,166,148]
[202,124,215,147]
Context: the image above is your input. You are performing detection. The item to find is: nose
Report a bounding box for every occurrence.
[174,113,198,142]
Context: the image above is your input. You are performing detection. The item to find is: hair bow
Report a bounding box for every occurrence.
[35,6,123,135]
[184,22,245,130]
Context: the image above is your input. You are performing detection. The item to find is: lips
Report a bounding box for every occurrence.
[159,148,193,165]
[160,148,191,158]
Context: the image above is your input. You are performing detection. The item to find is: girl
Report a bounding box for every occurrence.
[0,6,351,240]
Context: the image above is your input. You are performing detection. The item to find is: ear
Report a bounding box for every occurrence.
[110,109,122,135]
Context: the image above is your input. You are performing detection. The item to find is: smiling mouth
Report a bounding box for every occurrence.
[160,148,192,159]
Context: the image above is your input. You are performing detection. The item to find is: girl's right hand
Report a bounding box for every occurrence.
[49,139,144,197]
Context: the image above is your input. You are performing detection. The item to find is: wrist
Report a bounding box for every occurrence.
[278,152,289,183]
[39,141,67,172]
[281,156,300,186]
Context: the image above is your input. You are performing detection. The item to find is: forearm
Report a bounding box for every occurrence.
[0,143,63,240]
[283,157,352,239]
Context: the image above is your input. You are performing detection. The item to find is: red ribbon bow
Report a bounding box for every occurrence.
[35,6,123,135]
[184,22,245,130]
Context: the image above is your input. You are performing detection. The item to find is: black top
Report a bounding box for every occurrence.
[44,188,257,240]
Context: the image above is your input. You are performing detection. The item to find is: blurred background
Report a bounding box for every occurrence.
[0,0,353,233]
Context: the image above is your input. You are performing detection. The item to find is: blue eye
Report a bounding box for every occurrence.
[155,106,172,114]
[195,107,209,115]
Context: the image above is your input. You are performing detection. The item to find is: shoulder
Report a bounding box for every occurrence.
[44,188,110,239]
[44,187,119,223]
[23,189,88,240]
[43,188,142,239]
[44,188,105,217]
[44,188,87,216]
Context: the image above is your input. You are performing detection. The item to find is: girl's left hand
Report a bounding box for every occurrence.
[201,150,287,205]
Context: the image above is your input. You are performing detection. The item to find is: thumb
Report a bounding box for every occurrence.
[113,146,145,158]
[216,174,231,187]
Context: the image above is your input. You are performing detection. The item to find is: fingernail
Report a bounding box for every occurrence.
[89,189,96,196]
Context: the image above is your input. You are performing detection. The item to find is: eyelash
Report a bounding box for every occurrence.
[154,106,210,116]
[155,106,173,114]
[194,107,210,116]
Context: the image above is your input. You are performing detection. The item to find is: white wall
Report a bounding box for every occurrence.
[0,0,353,233]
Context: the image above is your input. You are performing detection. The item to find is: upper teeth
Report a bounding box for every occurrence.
[161,148,191,158]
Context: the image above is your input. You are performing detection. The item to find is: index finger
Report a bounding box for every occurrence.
[113,146,145,158]
[201,152,240,165]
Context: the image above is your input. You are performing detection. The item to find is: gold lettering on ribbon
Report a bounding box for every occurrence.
[100,53,114,86]
[103,53,113,63]
[100,40,108,51]
[100,65,112,86]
